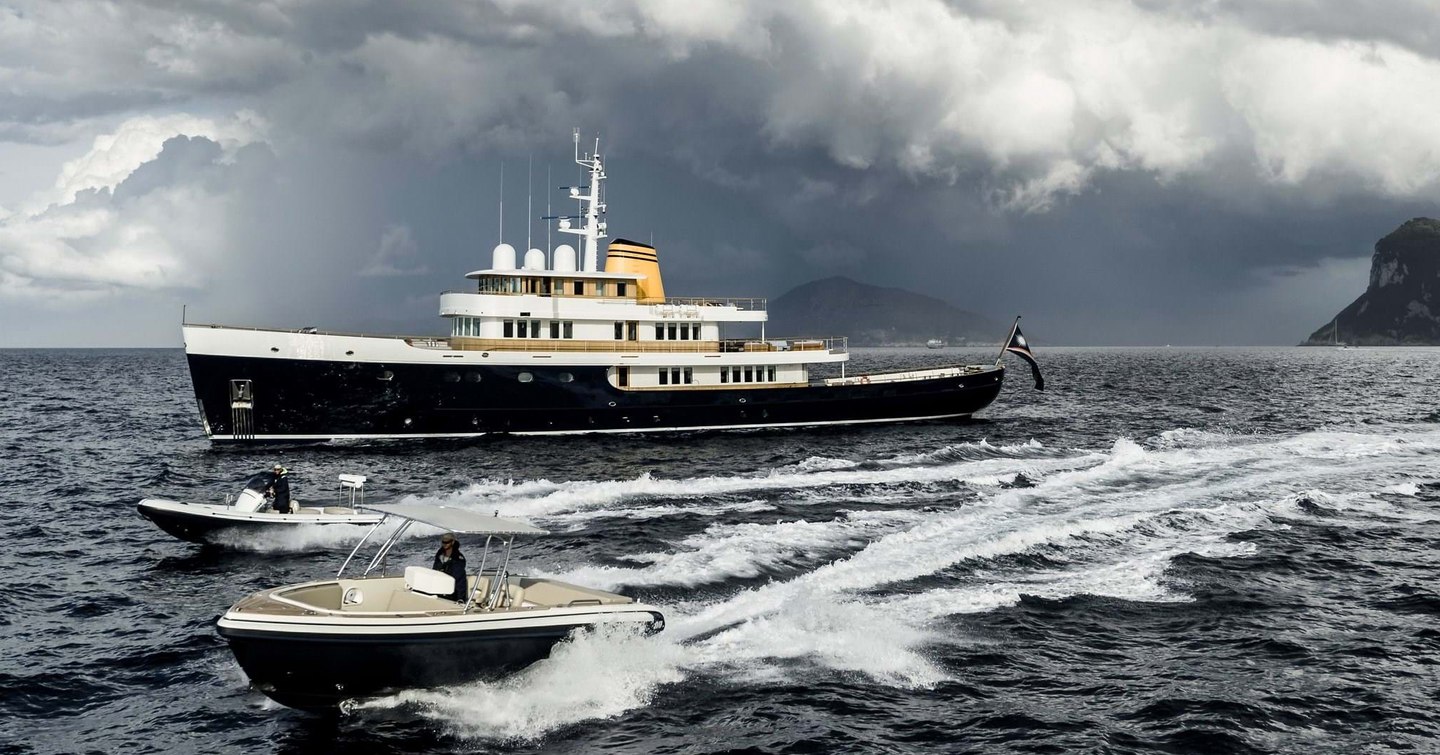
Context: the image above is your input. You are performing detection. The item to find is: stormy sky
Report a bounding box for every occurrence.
[2,1,1439,346]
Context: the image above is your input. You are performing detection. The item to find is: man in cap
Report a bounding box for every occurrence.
[432,533,468,602]
[270,464,292,514]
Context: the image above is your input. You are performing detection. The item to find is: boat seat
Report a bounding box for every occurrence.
[404,566,456,597]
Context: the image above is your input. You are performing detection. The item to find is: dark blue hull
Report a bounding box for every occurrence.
[186,353,1005,442]
[218,613,663,710]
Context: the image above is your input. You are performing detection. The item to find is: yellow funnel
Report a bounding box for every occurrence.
[604,239,665,303]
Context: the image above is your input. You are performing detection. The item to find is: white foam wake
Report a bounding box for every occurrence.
[363,425,1440,739]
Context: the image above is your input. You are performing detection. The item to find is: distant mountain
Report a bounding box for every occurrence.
[1302,218,1440,345]
[768,276,1001,346]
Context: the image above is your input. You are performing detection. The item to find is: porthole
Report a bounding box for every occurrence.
[442,372,461,383]
[270,347,279,353]
[345,350,354,356]
[378,370,394,382]
[465,372,482,383]
[558,372,574,383]
[517,372,534,383]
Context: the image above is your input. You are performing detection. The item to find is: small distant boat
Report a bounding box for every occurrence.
[138,473,382,545]
[216,503,664,710]
[1331,318,1349,349]
[926,339,945,349]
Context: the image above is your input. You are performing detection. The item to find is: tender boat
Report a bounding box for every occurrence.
[181,131,1017,443]
[138,473,382,545]
[926,339,945,349]
[215,502,664,710]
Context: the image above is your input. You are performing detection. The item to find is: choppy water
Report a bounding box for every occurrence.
[1,347,1437,754]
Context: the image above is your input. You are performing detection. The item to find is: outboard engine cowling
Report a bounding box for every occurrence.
[233,488,268,512]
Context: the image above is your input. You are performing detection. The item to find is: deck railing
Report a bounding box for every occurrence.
[430,336,847,354]
[438,291,767,310]
[186,322,844,354]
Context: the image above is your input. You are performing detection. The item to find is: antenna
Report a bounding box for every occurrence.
[526,154,533,252]
[498,161,504,244]
[546,164,552,264]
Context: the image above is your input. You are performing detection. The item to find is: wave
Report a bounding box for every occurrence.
[354,623,686,742]
[371,425,1440,738]
[547,509,932,590]
[399,452,1105,522]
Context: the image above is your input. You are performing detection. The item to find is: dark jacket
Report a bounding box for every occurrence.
[272,473,291,514]
[432,546,468,602]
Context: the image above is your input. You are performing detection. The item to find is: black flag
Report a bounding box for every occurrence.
[1002,319,1045,390]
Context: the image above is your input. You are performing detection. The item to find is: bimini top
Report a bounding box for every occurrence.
[362,503,548,536]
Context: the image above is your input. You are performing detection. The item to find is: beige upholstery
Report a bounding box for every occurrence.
[404,566,455,597]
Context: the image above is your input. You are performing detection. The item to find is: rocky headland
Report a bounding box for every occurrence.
[1302,218,1440,346]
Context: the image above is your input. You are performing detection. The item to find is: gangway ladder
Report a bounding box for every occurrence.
[229,379,255,440]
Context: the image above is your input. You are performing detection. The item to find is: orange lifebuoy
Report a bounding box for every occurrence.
[859,376,870,385]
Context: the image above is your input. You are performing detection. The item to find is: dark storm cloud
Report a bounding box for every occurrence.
[2,0,1439,345]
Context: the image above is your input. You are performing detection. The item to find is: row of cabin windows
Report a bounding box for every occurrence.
[613,366,777,387]
[502,320,575,339]
[477,277,629,298]
[617,321,705,341]
[655,322,702,341]
[658,367,694,385]
[457,318,700,341]
[720,365,778,383]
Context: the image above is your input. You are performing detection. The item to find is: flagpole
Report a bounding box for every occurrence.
[997,316,1020,366]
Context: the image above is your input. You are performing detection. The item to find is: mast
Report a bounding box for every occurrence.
[555,128,607,272]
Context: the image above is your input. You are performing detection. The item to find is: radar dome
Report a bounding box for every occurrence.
[552,244,577,272]
[491,243,516,270]
[523,248,546,271]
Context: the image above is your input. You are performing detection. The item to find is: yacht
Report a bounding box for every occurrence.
[183,132,1010,442]
[215,502,663,710]
[138,473,381,545]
